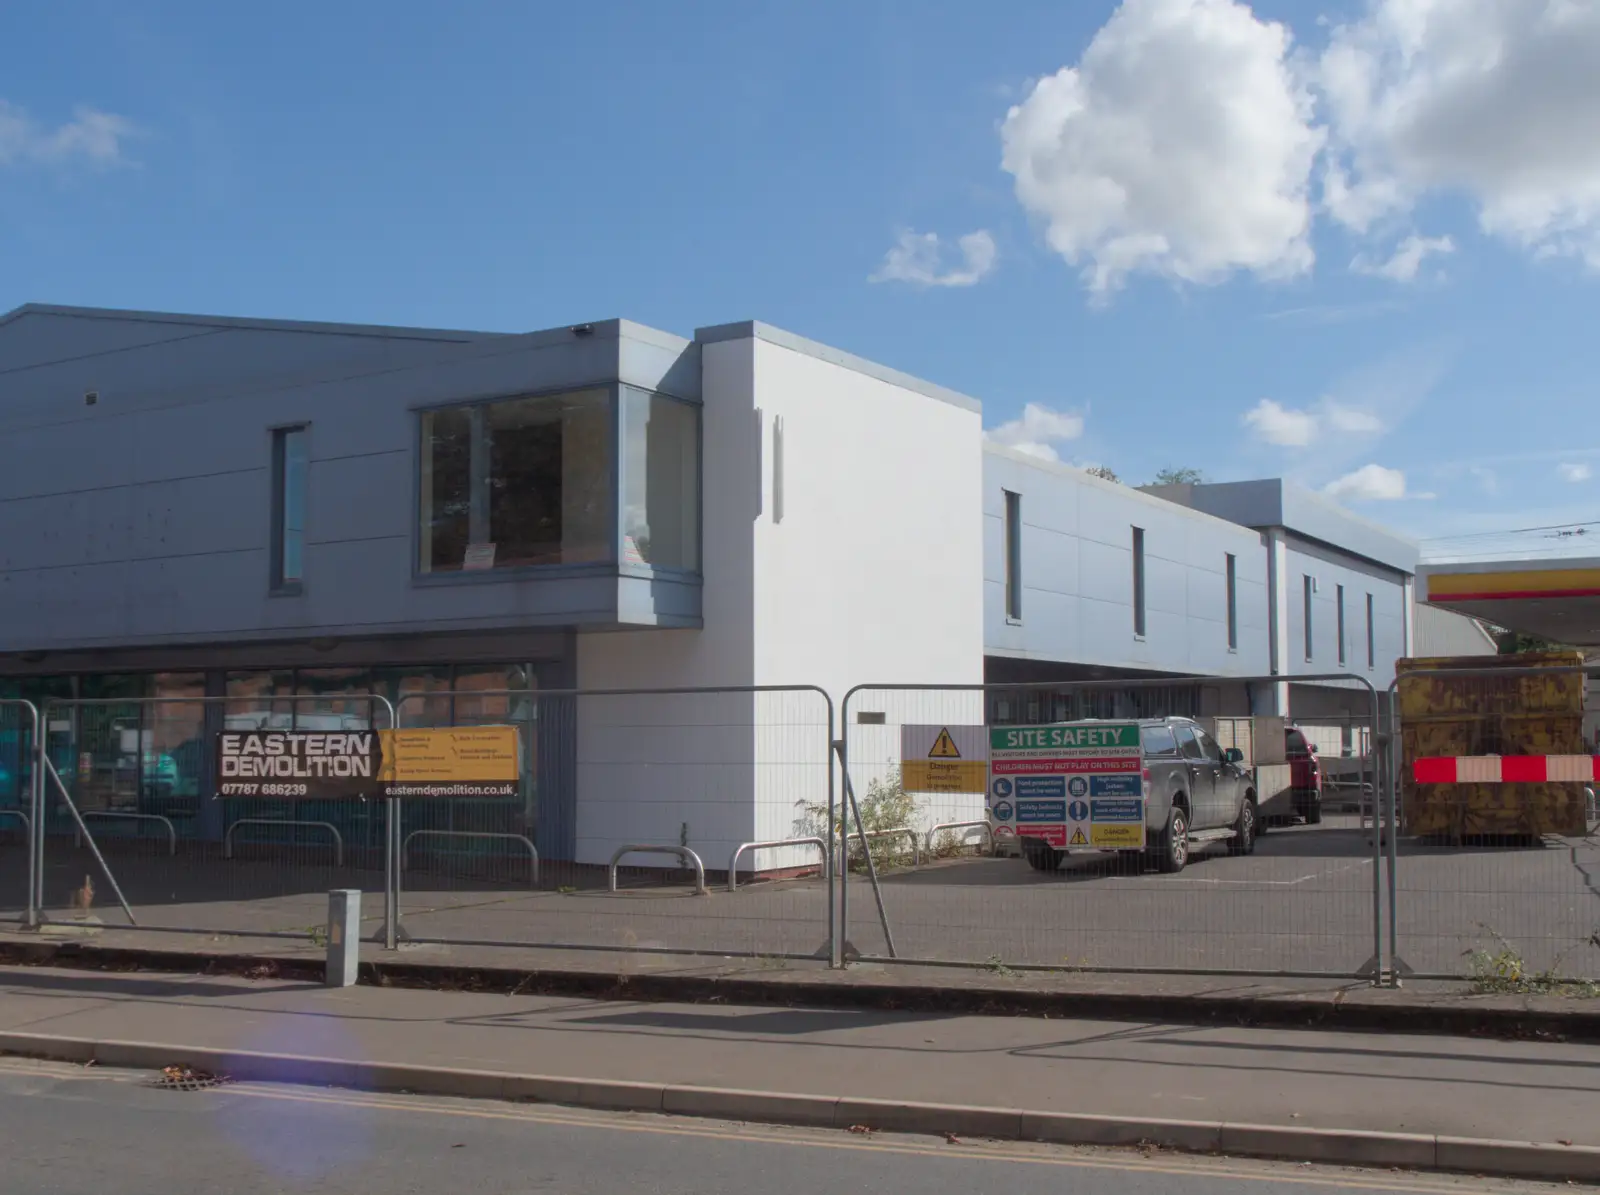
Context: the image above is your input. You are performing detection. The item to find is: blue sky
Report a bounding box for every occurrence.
[3,0,1597,557]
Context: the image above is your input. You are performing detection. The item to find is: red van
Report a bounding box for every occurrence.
[1286,726,1322,824]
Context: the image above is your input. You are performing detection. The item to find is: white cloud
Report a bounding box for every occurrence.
[1319,1,1600,267]
[1243,394,1390,447]
[999,0,1322,295]
[1559,461,1593,482]
[1352,233,1456,282]
[1469,464,1500,496]
[0,100,135,167]
[1243,399,1318,447]
[1324,463,1409,502]
[1322,401,1384,434]
[985,402,1086,462]
[870,229,997,288]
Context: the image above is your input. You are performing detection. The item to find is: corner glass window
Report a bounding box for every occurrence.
[621,388,700,571]
[419,388,612,573]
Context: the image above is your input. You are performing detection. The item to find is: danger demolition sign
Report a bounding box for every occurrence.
[899,725,988,794]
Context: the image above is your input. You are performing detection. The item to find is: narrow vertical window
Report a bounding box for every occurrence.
[1225,553,1238,650]
[1337,584,1347,665]
[1303,575,1315,660]
[772,415,785,524]
[1366,593,1376,669]
[272,426,308,589]
[1132,527,1146,637]
[1003,490,1022,621]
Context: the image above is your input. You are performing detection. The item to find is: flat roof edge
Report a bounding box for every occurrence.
[983,444,1270,538]
[694,320,981,414]
[0,302,502,342]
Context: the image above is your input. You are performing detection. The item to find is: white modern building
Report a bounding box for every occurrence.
[0,304,1488,870]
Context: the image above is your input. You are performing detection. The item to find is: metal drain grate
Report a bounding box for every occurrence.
[147,1065,232,1092]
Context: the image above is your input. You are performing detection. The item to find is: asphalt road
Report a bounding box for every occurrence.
[0,1057,1566,1195]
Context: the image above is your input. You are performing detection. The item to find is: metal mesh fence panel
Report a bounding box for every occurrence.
[1391,664,1600,982]
[35,695,391,945]
[842,680,1383,977]
[0,700,38,924]
[393,685,834,960]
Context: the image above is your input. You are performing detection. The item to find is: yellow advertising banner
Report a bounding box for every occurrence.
[378,726,520,796]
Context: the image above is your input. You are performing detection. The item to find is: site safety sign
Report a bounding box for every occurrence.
[988,723,1145,849]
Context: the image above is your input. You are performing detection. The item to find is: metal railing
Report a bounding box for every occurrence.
[726,836,828,892]
[403,830,538,886]
[225,818,345,866]
[843,826,921,868]
[609,845,708,895]
[924,820,993,856]
[74,811,176,857]
[0,809,29,838]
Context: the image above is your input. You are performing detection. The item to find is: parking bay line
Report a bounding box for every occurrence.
[1161,861,1374,887]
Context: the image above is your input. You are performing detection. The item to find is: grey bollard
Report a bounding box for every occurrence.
[326,889,361,988]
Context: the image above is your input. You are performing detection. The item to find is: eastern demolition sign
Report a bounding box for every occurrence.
[216,731,381,799]
[215,726,521,799]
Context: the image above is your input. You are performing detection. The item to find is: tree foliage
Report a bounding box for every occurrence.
[1153,467,1205,485]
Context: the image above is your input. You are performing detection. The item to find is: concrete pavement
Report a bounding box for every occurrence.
[0,1055,1561,1195]
[1,963,1598,1180]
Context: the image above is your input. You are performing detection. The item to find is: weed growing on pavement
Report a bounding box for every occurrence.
[305,925,328,948]
[755,954,790,971]
[985,954,1016,978]
[1463,925,1600,998]
[798,766,919,871]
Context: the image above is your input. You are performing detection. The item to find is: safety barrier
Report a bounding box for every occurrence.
[403,830,538,886]
[224,818,346,866]
[924,820,993,856]
[74,811,176,857]
[20,670,1550,985]
[609,845,708,895]
[841,672,1385,980]
[1385,662,1600,986]
[727,836,828,892]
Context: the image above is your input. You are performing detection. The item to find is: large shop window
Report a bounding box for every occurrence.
[622,388,700,571]
[419,388,613,573]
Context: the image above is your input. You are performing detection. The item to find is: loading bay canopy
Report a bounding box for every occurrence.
[1419,558,1600,647]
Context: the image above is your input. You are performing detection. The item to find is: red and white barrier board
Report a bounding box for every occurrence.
[1412,756,1600,784]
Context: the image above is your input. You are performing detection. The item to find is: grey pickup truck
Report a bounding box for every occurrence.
[1018,716,1259,874]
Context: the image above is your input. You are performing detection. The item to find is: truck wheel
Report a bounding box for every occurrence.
[1304,795,1323,825]
[1229,797,1257,855]
[1021,842,1062,872]
[1155,806,1189,874]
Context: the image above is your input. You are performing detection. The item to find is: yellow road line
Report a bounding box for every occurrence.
[212,1081,1494,1195]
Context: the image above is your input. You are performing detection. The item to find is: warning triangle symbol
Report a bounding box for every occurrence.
[1069,827,1088,845]
[929,728,961,758]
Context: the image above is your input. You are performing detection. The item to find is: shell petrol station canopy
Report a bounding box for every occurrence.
[1418,557,1600,647]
